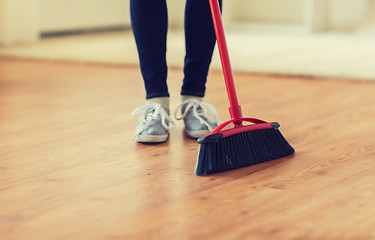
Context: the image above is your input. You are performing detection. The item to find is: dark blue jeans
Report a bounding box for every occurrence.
[130,0,222,99]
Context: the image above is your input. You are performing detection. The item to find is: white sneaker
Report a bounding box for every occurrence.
[131,103,175,143]
[174,98,221,139]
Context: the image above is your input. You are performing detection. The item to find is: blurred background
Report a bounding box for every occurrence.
[1,0,375,80]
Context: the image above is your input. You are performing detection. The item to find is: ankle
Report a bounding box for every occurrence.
[146,97,170,110]
[181,95,203,103]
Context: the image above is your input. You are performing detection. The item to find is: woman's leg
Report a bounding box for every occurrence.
[182,0,222,97]
[176,0,223,139]
[130,0,169,100]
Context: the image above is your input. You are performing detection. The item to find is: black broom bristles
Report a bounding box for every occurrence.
[195,128,294,176]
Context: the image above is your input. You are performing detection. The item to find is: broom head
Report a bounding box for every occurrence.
[195,118,294,176]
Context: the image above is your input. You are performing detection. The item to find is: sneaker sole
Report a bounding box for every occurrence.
[136,134,169,143]
[184,129,210,139]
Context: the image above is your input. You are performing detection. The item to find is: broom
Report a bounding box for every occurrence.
[195,0,295,176]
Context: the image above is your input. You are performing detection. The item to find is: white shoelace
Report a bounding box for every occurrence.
[174,99,221,132]
[131,103,176,136]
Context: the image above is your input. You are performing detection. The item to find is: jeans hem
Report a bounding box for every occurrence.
[146,92,170,100]
[180,90,205,98]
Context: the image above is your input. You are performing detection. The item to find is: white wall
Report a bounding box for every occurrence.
[167,0,185,28]
[0,0,130,45]
[38,0,130,32]
[361,0,375,32]
[0,0,39,45]
[167,0,369,31]
[329,0,367,30]
[0,0,373,46]
[229,0,368,31]
[235,0,305,24]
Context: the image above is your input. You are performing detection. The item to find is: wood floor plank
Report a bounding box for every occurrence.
[1,58,375,240]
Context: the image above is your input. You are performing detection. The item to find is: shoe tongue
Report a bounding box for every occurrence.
[145,107,170,126]
[182,100,202,114]
[145,105,169,120]
[145,108,158,119]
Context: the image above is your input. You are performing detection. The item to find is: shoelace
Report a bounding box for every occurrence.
[131,103,176,136]
[174,99,221,132]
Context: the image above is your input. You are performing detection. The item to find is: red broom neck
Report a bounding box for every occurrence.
[208,0,242,120]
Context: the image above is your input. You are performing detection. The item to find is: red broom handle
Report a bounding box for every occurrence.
[208,0,242,120]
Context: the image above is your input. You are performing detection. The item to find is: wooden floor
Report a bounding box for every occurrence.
[1,58,375,240]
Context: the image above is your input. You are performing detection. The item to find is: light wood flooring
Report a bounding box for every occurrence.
[1,58,375,240]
